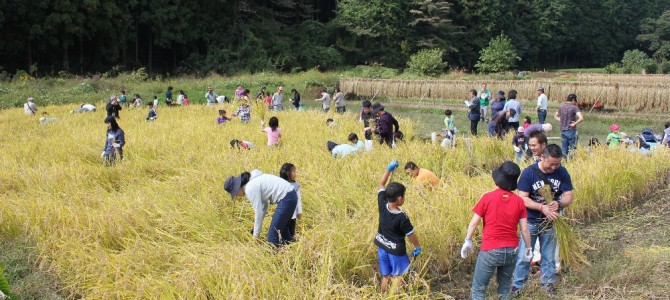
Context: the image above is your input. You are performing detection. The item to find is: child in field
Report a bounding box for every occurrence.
[153,95,159,107]
[444,109,455,135]
[119,90,128,107]
[375,160,422,293]
[261,116,281,146]
[326,118,337,127]
[102,116,126,165]
[513,127,527,163]
[217,109,231,124]
[606,124,622,148]
[460,161,532,300]
[280,163,302,240]
[183,93,190,106]
[232,101,251,123]
[522,116,532,130]
[349,133,364,150]
[166,86,173,105]
[146,102,157,121]
[264,93,272,109]
[230,139,254,150]
[132,94,143,107]
[327,141,359,158]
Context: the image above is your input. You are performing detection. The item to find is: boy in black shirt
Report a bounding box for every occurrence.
[375,160,422,293]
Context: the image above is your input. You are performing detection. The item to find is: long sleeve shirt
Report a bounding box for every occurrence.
[376,112,399,139]
[103,129,126,154]
[244,170,295,237]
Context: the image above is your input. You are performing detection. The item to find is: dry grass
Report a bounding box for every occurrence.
[340,78,670,112]
[0,104,669,298]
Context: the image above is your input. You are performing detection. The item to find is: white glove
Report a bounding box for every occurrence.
[260,120,265,126]
[522,247,533,262]
[513,146,521,152]
[101,151,106,157]
[113,143,121,148]
[460,238,474,259]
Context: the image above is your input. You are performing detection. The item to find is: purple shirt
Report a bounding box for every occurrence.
[376,112,399,139]
[524,124,544,139]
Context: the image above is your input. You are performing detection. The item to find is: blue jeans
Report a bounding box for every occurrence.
[267,190,298,246]
[537,110,547,124]
[472,247,518,300]
[512,223,557,289]
[561,129,577,158]
[515,149,525,163]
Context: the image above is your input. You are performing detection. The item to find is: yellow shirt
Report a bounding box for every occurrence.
[416,168,440,187]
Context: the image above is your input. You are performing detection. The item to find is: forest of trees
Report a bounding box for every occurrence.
[1,0,669,76]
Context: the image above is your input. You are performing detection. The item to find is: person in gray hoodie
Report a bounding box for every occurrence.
[224,169,297,246]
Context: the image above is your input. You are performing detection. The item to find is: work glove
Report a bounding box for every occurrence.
[460,238,474,259]
[113,143,121,148]
[387,160,399,172]
[523,247,533,262]
[513,146,521,152]
[411,246,422,257]
[101,151,106,157]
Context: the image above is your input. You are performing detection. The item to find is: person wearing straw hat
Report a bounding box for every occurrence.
[374,160,422,293]
[24,97,38,116]
[554,93,584,158]
[205,86,218,105]
[511,144,574,297]
[536,87,548,124]
[372,102,399,147]
[224,170,297,247]
[461,161,532,300]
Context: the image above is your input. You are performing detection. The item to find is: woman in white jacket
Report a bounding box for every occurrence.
[224,169,297,246]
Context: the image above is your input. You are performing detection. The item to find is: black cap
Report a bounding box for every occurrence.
[371,102,384,114]
[567,94,577,101]
[492,161,521,191]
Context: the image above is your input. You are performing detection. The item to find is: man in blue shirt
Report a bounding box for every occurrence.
[512,144,575,297]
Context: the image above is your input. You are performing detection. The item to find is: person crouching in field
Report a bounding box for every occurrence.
[224,170,298,246]
[280,163,302,240]
[375,160,422,294]
[460,161,532,300]
[217,109,231,124]
[404,161,439,188]
[230,139,254,150]
[146,102,157,121]
[101,116,126,165]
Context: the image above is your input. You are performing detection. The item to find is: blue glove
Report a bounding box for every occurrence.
[411,246,422,257]
[387,160,400,172]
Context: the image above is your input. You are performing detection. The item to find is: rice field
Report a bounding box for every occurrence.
[1,101,669,298]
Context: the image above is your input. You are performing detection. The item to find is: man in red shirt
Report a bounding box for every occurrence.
[461,161,532,300]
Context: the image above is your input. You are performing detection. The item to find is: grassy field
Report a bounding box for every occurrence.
[1,97,670,298]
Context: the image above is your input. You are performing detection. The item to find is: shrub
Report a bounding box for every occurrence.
[405,49,447,77]
[621,49,654,74]
[603,63,620,74]
[660,61,670,74]
[475,33,520,73]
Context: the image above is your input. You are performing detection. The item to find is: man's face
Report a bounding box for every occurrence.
[363,107,371,113]
[536,90,542,96]
[481,83,487,90]
[528,138,546,157]
[540,155,562,173]
[405,168,419,178]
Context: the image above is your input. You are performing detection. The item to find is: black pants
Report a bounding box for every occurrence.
[337,106,346,114]
[293,101,300,109]
[287,218,297,238]
[508,121,519,132]
[470,120,479,136]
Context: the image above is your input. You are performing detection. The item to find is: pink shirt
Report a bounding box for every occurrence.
[264,127,281,146]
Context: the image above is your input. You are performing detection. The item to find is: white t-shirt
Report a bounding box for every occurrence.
[82,104,96,111]
[537,94,548,110]
[177,94,184,105]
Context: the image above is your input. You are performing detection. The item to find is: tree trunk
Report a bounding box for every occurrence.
[80,35,84,75]
[27,40,33,74]
[135,22,139,64]
[63,44,70,71]
[148,32,153,72]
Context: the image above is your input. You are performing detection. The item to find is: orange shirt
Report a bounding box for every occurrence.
[416,168,440,187]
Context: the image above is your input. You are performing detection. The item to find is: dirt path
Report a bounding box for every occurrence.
[433,189,670,299]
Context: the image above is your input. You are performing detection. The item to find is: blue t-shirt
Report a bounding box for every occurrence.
[517,162,573,226]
